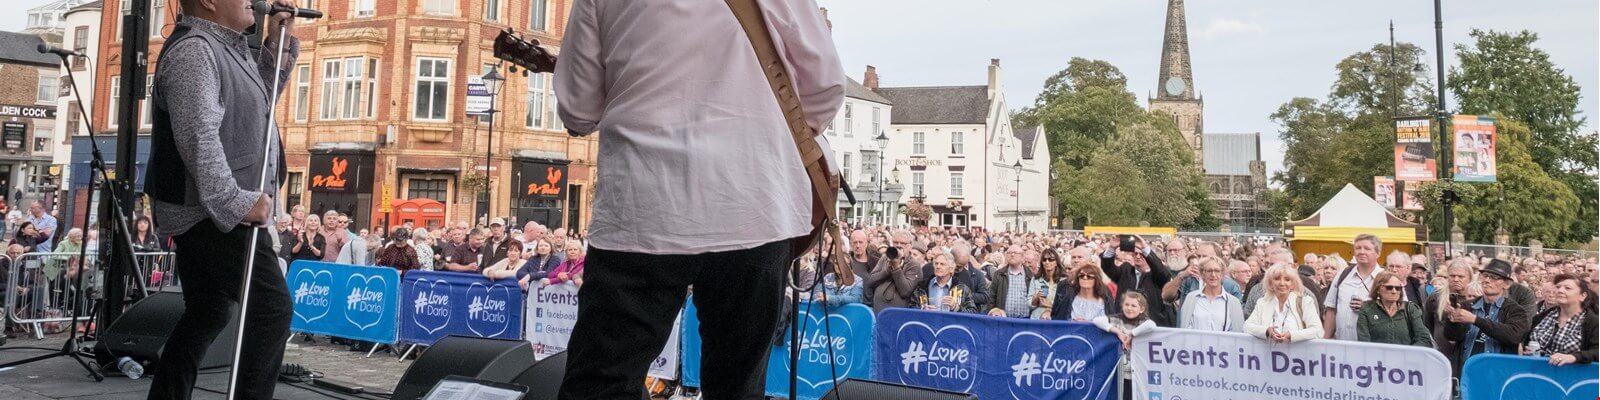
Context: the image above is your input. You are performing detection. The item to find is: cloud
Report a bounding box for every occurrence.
[1198,17,1268,40]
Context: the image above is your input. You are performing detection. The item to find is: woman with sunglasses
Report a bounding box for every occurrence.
[1050,263,1115,321]
[1028,249,1064,319]
[1356,271,1433,347]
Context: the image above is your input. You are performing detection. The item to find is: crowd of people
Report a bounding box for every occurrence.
[795,225,1599,398]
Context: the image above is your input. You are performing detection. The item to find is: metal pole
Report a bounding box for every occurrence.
[1389,20,1399,117]
[877,151,884,226]
[485,93,495,225]
[1433,0,1455,256]
[1014,171,1021,232]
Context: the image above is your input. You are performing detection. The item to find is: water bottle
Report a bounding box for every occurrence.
[117,357,144,380]
[1526,340,1542,356]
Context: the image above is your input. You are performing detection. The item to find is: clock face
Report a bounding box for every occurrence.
[1164,77,1186,96]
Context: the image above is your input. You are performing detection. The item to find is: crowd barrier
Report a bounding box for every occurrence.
[1132,328,1453,400]
[680,300,876,400]
[287,261,400,344]
[3,251,176,339]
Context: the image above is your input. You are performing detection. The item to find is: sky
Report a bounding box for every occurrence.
[7,0,1595,179]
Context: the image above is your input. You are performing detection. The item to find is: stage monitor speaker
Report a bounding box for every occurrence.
[820,378,978,400]
[94,291,239,370]
[392,336,537,400]
[511,350,566,400]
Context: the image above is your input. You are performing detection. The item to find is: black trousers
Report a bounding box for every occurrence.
[149,220,292,400]
[558,239,793,400]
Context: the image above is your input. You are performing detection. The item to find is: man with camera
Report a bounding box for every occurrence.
[1438,259,1530,377]
[1100,235,1176,326]
[869,230,922,314]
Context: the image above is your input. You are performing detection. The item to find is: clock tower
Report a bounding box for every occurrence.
[1148,0,1205,168]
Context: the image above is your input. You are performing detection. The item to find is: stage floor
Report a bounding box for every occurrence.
[0,333,412,399]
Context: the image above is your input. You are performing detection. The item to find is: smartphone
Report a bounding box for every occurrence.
[1119,235,1136,253]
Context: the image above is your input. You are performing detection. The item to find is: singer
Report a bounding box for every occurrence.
[553,0,844,399]
[142,0,300,399]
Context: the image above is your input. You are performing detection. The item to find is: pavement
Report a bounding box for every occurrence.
[0,332,413,399]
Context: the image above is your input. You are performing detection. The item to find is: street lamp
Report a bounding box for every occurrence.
[875,131,889,226]
[1013,160,1023,232]
[481,65,505,224]
[890,166,900,226]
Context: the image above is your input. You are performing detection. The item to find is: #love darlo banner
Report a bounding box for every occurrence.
[1132,328,1452,400]
[399,270,523,346]
[288,261,400,344]
[763,301,875,400]
[649,310,683,380]
[873,308,1120,400]
[1460,354,1598,400]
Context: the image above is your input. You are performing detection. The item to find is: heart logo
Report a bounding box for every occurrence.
[465,282,513,338]
[290,269,334,323]
[1004,331,1110,400]
[1501,373,1599,400]
[892,321,979,393]
[344,274,387,331]
[410,279,452,335]
[781,306,858,391]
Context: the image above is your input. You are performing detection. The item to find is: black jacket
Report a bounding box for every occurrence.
[1051,281,1117,322]
[1441,295,1530,376]
[922,262,991,311]
[1524,307,1599,364]
[1100,249,1175,326]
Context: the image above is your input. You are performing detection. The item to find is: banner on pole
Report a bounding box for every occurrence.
[763,301,875,400]
[289,261,400,344]
[527,282,580,360]
[1453,115,1498,182]
[1460,354,1597,400]
[1394,116,1437,181]
[873,308,1120,399]
[1402,181,1424,211]
[1132,328,1452,400]
[1374,176,1396,208]
[399,271,523,346]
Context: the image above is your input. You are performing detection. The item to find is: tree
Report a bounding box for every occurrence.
[1415,117,1579,245]
[1014,58,1145,170]
[1055,117,1214,229]
[1448,29,1598,242]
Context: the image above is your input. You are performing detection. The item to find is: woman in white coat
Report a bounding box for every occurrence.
[1245,263,1325,343]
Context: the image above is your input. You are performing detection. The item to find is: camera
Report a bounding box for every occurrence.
[1118,235,1136,253]
[885,246,900,260]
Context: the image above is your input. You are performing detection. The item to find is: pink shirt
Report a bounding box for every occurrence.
[556,0,845,255]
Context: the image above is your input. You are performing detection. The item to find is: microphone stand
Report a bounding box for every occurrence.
[226,14,290,398]
[0,49,147,381]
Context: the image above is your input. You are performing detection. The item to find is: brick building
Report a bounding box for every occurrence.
[90,0,592,231]
[0,31,61,214]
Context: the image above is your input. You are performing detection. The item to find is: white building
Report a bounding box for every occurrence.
[825,68,901,226]
[22,0,90,44]
[52,1,100,173]
[873,59,1050,232]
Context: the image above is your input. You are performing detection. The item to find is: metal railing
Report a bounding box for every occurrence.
[3,251,176,339]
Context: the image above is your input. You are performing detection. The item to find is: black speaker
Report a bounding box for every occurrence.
[392,336,538,400]
[511,351,566,400]
[820,378,978,400]
[94,291,240,370]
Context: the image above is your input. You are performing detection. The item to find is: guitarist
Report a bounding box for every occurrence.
[553,0,844,398]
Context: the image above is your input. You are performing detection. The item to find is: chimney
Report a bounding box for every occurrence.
[987,58,1002,98]
[864,65,879,91]
[820,7,832,31]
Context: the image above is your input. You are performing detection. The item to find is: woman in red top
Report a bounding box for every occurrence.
[542,239,586,288]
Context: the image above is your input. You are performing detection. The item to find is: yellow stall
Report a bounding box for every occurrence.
[1284,184,1424,259]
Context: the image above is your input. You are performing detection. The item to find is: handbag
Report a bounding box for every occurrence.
[721,0,849,269]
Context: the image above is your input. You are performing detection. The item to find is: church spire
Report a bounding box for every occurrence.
[1156,0,1195,100]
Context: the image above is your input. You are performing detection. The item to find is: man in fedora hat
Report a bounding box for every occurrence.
[1439,258,1531,377]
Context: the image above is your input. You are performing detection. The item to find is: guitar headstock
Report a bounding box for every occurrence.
[493,29,557,74]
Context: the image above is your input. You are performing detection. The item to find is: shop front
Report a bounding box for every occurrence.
[512,157,568,230]
[306,151,376,229]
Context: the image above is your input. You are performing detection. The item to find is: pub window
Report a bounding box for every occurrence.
[409,178,449,202]
[286,172,303,211]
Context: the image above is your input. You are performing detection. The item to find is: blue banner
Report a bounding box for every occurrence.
[682,296,702,387]
[399,270,524,346]
[763,302,875,399]
[288,261,400,344]
[1461,354,1598,400]
[873,308,1120,399]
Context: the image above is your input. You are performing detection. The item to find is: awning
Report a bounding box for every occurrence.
[1287,226,1418,244]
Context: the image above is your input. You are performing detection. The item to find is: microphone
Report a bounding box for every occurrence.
[36,43,81,58]
[252,1,324,19]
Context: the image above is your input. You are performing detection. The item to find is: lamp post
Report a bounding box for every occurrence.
[1432,0,1458,256]
[891,166,900,226]
[1013,160,1023,232]
[481,65,505,225]
[875,131,889,226]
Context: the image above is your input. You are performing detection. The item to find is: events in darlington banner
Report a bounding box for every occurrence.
[874,308,1119,400]
[762,301,875,400]
[1132,328,1452,400]
[288,261,400,344]
[528,283,681,378]
[399,271,523,346]
[1460,354,1597,400]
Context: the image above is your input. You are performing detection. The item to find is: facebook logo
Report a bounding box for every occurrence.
[1147,371,1162,385]
[536,309,543,318]
[1147,393,1163,400]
